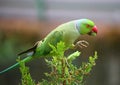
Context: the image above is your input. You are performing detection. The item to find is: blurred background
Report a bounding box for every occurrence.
[0,0,120,85]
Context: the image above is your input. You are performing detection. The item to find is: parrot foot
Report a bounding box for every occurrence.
[75,40,89,48]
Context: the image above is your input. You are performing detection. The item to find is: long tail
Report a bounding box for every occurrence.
[0,56,33,74]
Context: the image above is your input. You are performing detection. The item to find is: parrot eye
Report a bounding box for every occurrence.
[86,24,92,28]
[86,24,90,28]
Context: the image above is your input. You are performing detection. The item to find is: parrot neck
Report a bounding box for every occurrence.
[74,21,81,34]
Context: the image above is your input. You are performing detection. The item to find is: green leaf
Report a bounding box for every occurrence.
[67,51,81,62]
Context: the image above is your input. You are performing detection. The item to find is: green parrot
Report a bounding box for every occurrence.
[0,19,98,74]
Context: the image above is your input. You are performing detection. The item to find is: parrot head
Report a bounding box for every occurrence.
[76,19,98,36]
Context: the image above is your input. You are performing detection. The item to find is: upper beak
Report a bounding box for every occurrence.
[88,25,98,36]
[92,25,98,34]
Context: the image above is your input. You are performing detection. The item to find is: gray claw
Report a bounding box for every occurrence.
[76,40,89,48]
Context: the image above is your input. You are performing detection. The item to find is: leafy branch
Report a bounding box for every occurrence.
[19,41,98,85]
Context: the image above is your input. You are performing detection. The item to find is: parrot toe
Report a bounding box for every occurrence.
[75,40,89,48]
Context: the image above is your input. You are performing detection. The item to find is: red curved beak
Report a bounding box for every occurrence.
[92,25,98,34]
[87,25,98,36]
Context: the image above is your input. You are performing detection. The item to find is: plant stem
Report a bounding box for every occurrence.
[62,58,66,85]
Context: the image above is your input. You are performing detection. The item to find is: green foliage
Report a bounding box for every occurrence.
[17,58,36,85]
[19,41,98,85]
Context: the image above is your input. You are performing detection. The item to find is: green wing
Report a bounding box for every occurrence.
[49,31,63,45]
[35,31,63,56]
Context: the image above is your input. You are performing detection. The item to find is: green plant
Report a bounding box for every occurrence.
[17,58,36,85]
[19,41,98,85]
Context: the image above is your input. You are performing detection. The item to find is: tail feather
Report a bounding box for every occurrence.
[18,42,37,56]
[0,62,19,74]
[0,56,33,74]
